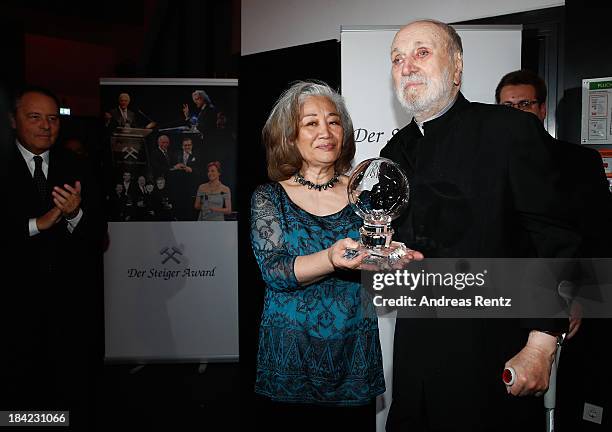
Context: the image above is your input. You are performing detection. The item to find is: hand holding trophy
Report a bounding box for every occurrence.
[344,157,423,270]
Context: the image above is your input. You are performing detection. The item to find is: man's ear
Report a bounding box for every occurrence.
[538,102,547,123]
[9,113,15,129]
[453,52,463,86]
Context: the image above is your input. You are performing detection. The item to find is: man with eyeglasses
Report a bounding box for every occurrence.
[496,69,612,259]
[496,70,612,430]
[496,70,547,120]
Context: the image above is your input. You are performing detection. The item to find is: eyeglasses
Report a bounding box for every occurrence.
[501,100,540,110]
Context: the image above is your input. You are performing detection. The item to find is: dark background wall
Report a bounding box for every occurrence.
[1,0,239,116]
[558,1,612,149]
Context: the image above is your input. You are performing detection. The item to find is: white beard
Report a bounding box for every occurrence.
[395,66,453,119]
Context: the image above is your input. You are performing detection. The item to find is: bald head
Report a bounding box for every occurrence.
[400,20,462,57]
[391,20,463,121]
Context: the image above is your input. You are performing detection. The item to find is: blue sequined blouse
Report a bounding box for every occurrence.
[250,182,385,406]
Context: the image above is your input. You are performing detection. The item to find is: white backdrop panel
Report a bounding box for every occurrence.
[104,222,239,361]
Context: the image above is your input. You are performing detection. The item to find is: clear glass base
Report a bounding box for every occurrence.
[356,241,408,271]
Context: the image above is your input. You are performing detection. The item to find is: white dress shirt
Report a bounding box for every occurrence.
[17,141,83,236]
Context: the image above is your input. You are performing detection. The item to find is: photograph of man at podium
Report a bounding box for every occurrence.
[104,92,157,130]
[100,80,237,222]
[182,89,217,137]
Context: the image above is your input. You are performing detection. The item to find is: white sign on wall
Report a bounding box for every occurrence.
[581,77,612,145]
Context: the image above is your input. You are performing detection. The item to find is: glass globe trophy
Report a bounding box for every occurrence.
[345,157,410,269]
[189,115,199,132]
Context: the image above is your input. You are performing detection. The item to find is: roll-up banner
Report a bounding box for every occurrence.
[100,78,238,362]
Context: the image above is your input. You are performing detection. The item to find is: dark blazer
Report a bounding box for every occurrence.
[151,187,175,221]
[187,105,217,136]
[149,146,172,180]
[173,151,200,176]
[7,143,90,259]
[122,180,138,201]
[107,107,138,128]
[2,142,99,417]
[380,93,580,431]
[108,191,128,221]
[551,138,612,257]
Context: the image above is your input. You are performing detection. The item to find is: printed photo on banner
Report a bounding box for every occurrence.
[100,80,238,222]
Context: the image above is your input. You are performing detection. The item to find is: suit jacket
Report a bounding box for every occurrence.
[186,105,217,136]
[151,188,175,221]
[380,93,580,431]
[550,137,612,257]
[173,151,200,175]
[149,146,172,180]
[108,107,138,128]
[108,191,128,221]
[2,142,100,414]
[122,180,138,201]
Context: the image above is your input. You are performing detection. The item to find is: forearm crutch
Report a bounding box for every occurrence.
[544,334,565,432]
[502,333,565,432]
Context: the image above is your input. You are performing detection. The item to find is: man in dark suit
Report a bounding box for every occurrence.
[382,20,579,432]
[182,89,217,137]
[497,70,612,431]
[121,170,137,198]
[496,69,612,260]
[151,176,176,221]
[2,86,99,426]
[105,92,138,128]
[104,92,156,129]
[149,134,172,181]
[172,137,200,176]
[108,183,128,221]
[169,137,200,220]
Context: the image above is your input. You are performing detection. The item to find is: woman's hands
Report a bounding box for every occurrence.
[328,239,425,271]
[297,238,424,285]
[327,238,366,270]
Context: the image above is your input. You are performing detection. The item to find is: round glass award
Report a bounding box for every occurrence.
[346,157,410,268]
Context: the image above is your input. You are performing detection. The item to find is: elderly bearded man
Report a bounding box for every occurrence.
[380,20,580,432]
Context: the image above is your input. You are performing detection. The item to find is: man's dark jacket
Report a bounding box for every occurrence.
[1,141,102,423]
[381,93,579,431]
[551,138,612,257]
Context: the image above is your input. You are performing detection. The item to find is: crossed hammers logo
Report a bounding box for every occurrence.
[160,246,183,264]
[122,146,139,160]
